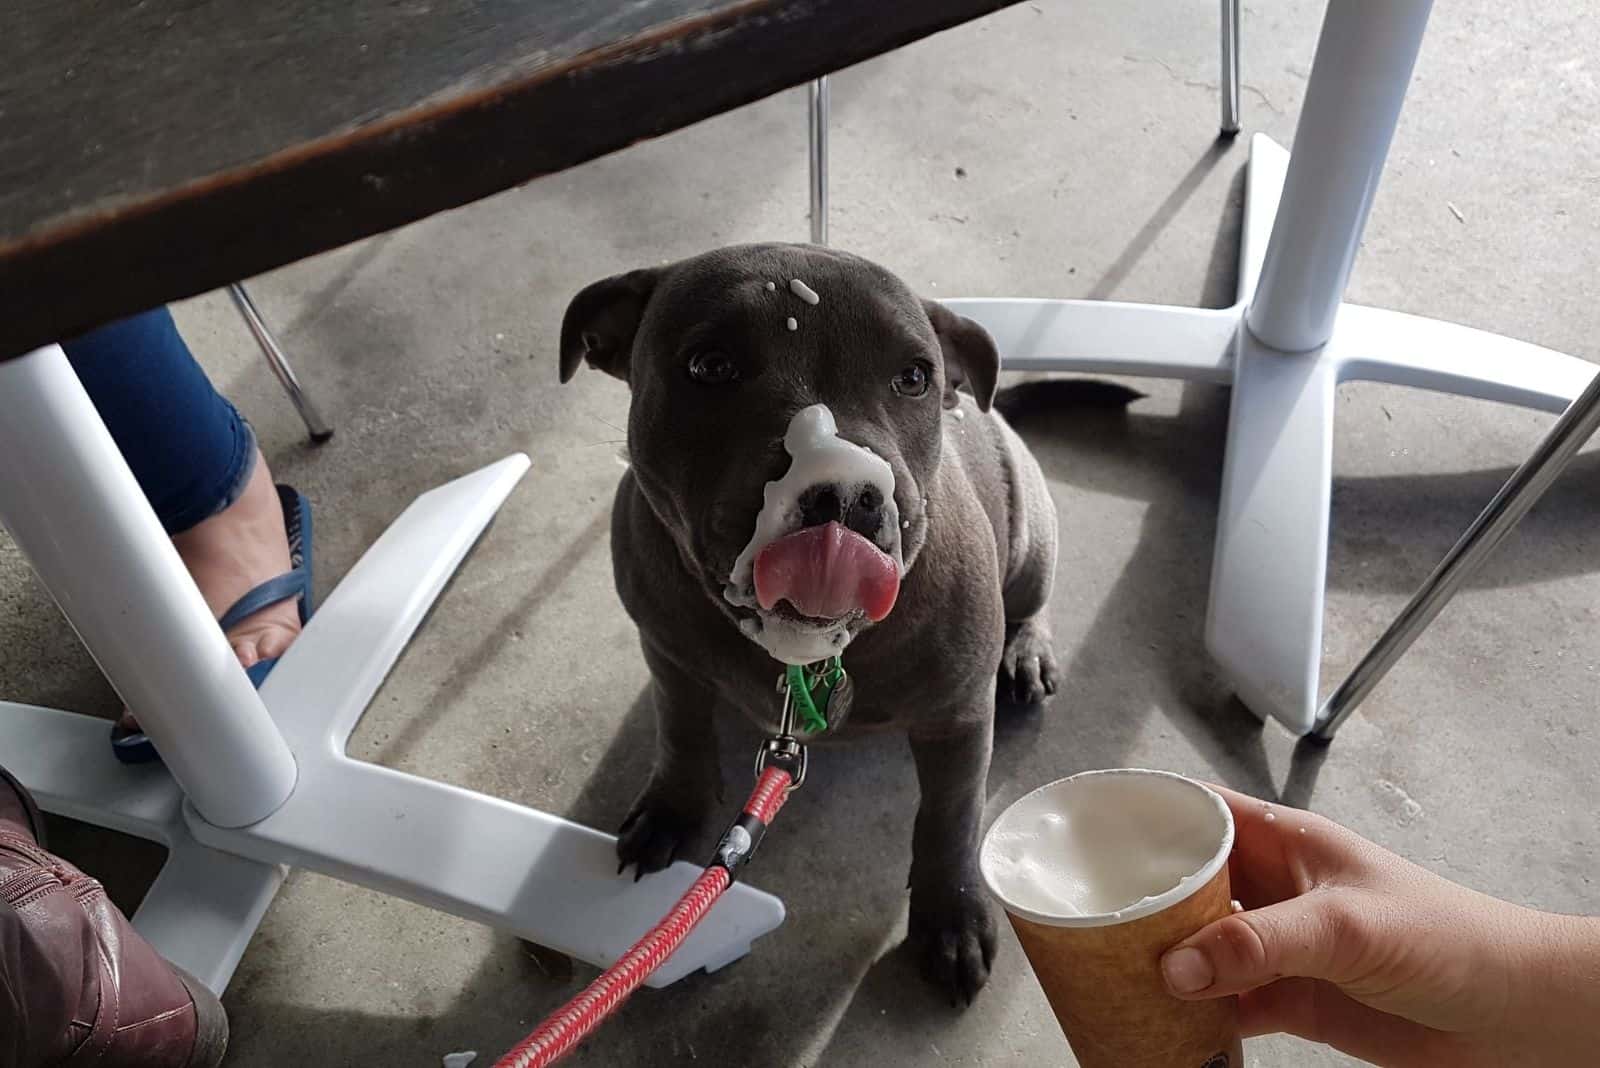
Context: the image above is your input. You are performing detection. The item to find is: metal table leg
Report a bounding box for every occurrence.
[808,77,829,245]
[228,283,333,445]
[1219,0,1241,135]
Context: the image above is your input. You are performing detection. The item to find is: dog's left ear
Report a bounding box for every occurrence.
[923,300,1000,411]
[559,268,660,385]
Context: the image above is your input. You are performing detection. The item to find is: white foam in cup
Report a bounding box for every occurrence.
[980,769,1234,927]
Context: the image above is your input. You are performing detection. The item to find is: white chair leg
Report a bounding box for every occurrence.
[1219,0,1241,135]
[1333,303,1594,415]
[808,77,829,245]
[1205,335,1338,733]
[0,346,298,829]
[228,283,333,444]
[943,298,1236,382]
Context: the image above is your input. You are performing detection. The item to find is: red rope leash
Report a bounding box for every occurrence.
[493,764,795,1068]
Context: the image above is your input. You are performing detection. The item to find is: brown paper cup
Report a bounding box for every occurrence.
[981,770,1242,1068]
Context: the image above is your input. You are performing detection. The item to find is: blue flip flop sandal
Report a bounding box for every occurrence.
[111,485,314,765]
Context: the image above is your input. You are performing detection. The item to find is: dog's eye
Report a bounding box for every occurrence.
[892,361,932,398]
[687,351,738,385]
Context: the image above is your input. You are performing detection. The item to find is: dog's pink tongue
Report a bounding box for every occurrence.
[754,522,900,623]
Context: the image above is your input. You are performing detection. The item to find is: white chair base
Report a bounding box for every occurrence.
[0,392,783,994]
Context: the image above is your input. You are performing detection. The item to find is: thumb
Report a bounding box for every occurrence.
[1162,892,1362,999]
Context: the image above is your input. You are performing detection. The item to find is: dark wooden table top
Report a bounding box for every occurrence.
[1,0,1022,360]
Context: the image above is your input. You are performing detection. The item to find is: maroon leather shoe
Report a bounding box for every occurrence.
[1,764,228,1068]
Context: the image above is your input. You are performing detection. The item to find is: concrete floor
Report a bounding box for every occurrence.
[5,0,1599,1064]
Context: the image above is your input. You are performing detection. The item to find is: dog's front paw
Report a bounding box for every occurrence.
[616,783,710,880]
[999,618,1059,706]
[908,885,998,1006]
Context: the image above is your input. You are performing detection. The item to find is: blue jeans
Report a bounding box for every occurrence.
[60,308,256,536]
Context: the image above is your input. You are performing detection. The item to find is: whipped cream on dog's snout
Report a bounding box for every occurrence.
[725,404,903,664]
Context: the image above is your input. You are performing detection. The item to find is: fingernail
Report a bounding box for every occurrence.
[1161,947,1214,994]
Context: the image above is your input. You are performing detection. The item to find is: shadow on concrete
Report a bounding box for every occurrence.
[1087,137,1237,303]
[1282,736,1332,810]
[1001,378,1275,799]
[280,233,399,340]
[373,510,611,768]
[1326,443,1600,597]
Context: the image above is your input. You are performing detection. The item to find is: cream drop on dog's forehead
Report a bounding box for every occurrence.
[788,278,821,305]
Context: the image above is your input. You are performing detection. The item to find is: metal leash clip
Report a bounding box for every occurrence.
[754,674,809,791]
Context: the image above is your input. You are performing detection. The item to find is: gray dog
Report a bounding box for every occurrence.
[559,243,1058,1003]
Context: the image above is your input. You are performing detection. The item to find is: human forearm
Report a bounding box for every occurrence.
[1506,910,1600,1061]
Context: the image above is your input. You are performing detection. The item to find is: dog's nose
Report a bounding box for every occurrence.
[799,484,886,542]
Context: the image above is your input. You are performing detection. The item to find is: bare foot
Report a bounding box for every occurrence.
[119,450,302,732]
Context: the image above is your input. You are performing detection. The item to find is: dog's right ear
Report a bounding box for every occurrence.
[559,268,659,385]
[923,300,1000,411]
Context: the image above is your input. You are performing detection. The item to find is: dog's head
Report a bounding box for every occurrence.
[560,243,998,658]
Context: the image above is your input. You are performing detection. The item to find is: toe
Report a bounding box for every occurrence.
[225,607,301,673]
[910,894,998,1006]
[252,624,297,662]
[957,930,991,1005]
[616,799,696,879]
[231,637,261,669]
[999,623,1059,707]
[920,927,959,1004]
[1040,654,1060,696]
[1023,655,1045,704]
